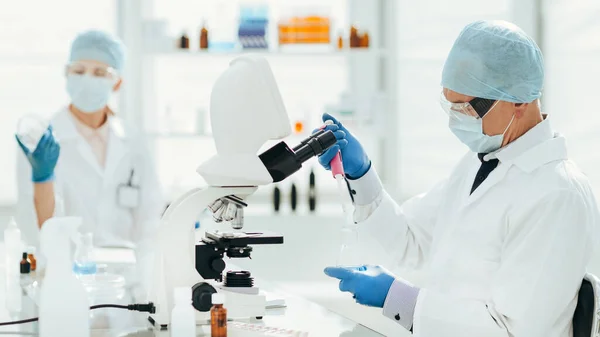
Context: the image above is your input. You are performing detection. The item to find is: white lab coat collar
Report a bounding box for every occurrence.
[464,117,567,206]
[51,107,131,178]
[51,107,129,141]
[484,116,567,173]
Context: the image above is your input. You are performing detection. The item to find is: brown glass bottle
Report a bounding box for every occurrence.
[20,252,30,274]
[360,32,370,48]
[349,25,360,48]
[27,253,36,271]
[180,33,190,49]
[210,293,227,337]
[200,25,209,49]
[27,246,37,271]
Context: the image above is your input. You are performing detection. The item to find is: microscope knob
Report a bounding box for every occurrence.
[191,282,217,312]
[211,258,226,273]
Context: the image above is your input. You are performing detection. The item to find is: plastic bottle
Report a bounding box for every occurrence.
[211,293,227,337]
[171,287,196,337]
[39,217,90,337]
[4,217,22,276]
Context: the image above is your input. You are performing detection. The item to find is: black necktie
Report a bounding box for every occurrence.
[470,153,500,194]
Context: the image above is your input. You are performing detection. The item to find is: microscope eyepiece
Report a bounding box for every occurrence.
[259,130,337,183]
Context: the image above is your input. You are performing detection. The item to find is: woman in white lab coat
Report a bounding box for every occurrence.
[16,31,163,273]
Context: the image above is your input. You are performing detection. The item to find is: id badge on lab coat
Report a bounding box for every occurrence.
[117,184,140,208]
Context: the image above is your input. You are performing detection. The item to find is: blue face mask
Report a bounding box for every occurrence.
[66,74,114,113]
[448,113,515,153]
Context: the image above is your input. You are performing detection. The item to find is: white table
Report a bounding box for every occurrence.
[0,263,383,336]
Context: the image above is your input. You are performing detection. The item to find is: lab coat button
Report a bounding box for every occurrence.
[395,313,401,321]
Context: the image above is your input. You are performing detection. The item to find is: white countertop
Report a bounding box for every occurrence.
[0,245,384,337]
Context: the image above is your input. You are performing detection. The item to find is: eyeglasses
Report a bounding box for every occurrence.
[65,63,118,80]
[439,92,498,120]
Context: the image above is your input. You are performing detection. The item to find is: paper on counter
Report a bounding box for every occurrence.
[93,247,136,265]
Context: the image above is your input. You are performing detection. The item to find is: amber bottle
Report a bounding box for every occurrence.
[210,293,227,337]
[200,25,209,49]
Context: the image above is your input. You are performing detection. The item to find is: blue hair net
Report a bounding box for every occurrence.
[441,20,544,103]
[69,30,126,72]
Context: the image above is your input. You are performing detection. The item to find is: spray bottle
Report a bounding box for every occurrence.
[39,217,90,337]
[4,217,22,276]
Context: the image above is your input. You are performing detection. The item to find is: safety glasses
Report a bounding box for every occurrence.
[439,92,498,120]
[65,63,118,80]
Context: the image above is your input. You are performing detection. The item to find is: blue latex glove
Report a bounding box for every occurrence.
[315,113,371,179]
[16,125,60,183]
[324,265,395,308]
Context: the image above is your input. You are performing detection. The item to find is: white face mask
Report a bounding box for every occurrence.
[66,74,114,113]
[448,113,515,153]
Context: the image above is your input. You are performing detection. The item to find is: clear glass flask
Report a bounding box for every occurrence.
[73,232,97,275]
[16,115,49,152]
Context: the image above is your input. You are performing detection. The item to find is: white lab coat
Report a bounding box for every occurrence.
[16,107,164,266]
[352,119,599,337]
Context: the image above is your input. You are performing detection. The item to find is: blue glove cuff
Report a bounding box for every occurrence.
[347,160,372,180]
[33,172,55,184]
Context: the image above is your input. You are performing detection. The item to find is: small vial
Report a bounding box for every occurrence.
[20,252,30,274]
[180,32,190,49]
[337,32,343,49]
[211,293,227,337]
[360,32,370,48]
[27,246,37,271]
[349,25,359,48]
[200,24,209,49]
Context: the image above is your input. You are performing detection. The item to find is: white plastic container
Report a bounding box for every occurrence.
[39,217,90,337]
[170,287,196,337]
[4,217,22,276]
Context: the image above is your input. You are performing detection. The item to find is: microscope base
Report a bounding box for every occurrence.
[148,287,267,330]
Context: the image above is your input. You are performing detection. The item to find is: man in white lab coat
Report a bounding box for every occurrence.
[319,20,599,336]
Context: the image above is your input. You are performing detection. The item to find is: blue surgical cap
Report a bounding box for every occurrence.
[69,30,126,72]
[441,20,544,103]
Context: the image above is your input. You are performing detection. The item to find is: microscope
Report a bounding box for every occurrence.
[148,55,337,329]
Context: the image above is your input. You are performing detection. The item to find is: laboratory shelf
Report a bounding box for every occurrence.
[146,132,213,139]
[145,48,386,58]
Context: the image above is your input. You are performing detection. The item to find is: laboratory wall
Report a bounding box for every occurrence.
[391,0,512,200]
[543,0,600,197]
[1,1,600,209]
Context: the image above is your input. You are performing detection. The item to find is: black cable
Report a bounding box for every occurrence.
[90,304,128,310]
[0,302,156,326]
[0,318,38,327]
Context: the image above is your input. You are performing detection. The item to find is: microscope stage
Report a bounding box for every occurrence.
[204,231,284,246]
